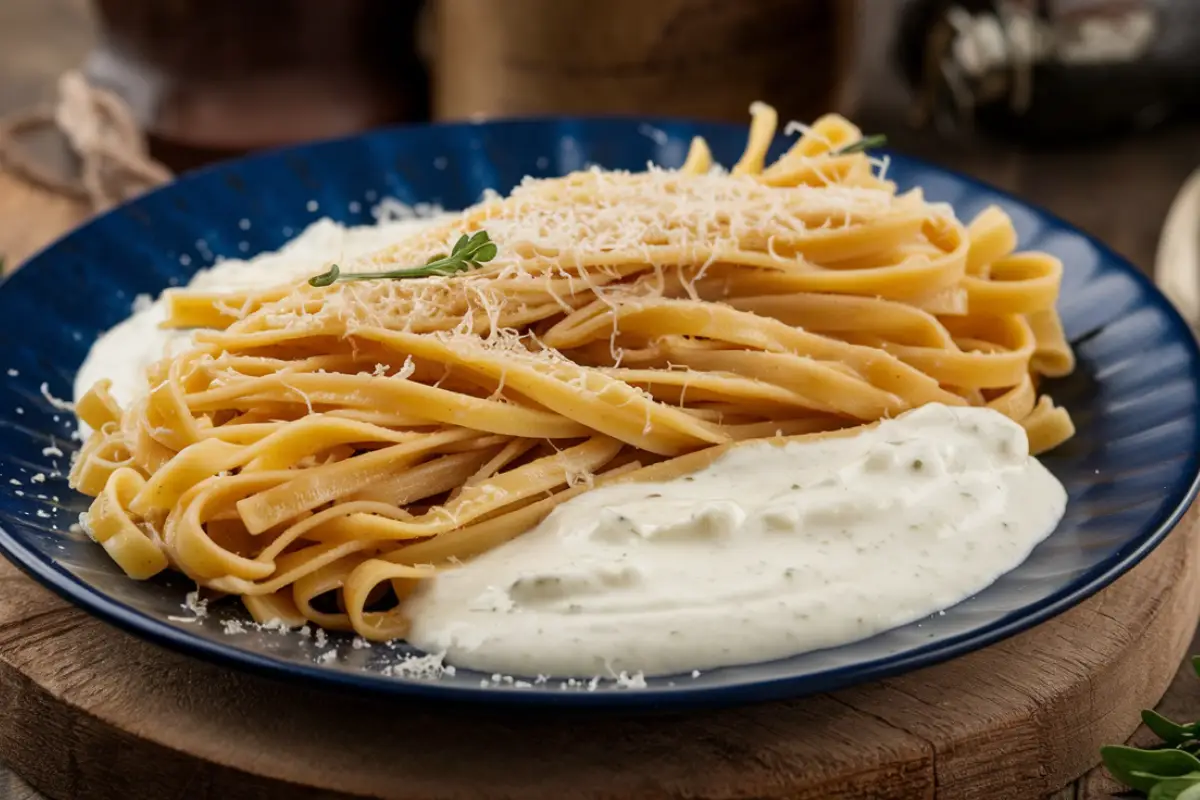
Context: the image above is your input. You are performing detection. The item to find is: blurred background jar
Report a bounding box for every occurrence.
[80,0,860,172]
[77,0,864,170]
[894,0,1200,143]
[43,0,1200,171]
[430,0,860,124]
[84,0,428,170]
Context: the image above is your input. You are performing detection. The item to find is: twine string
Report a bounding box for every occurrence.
[0,71,172,211]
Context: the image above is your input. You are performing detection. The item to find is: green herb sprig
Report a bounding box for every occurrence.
[309,230,497,287]
[1101,657,1200,798]
[833,134,887,156]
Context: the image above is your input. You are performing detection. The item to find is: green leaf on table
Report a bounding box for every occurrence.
[1101,746,1200,793]
[1148,774,1200,800]
[1144,710,1197,746]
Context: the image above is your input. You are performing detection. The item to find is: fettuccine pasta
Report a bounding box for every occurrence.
[70,104,1076,641]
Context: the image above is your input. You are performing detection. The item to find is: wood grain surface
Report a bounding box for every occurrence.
[0,172,89,270]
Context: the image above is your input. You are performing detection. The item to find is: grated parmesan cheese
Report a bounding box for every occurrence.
[616,670,647,689]
[381,651,453,680]
[39,382,74,411]
[183,590,209,618]
[169,590,209,623]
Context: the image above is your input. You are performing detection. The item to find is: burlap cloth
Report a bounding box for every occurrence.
[0,70,172,268]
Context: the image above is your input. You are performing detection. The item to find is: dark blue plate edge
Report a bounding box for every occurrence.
[0,116,1195,709]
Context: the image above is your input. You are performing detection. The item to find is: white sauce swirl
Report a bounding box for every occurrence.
[406,403,1067,678]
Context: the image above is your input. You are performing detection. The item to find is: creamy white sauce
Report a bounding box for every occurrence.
[406,404,1067,678]
[73,216,443,411]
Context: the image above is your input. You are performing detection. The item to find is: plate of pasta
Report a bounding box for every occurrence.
[0,105,1197,706]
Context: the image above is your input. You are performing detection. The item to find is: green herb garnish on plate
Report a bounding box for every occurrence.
[833,134,887,156]
[309,230,497,287]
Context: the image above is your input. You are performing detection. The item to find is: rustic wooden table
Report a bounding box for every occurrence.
[1,2,1198,798]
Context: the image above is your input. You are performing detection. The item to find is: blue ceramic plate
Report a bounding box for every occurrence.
[0,118,1197,708]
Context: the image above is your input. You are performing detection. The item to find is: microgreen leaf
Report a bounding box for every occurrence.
[309,264,341,287]
[308,230,498,286]
[833,134,887,156]
[465,230,488,251]
[474,242,498,262]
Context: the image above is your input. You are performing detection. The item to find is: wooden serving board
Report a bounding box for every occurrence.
[0,171,89,271]
[0,170,1198,800]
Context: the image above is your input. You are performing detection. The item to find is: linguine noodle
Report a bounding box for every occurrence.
[70,105,1075,641]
